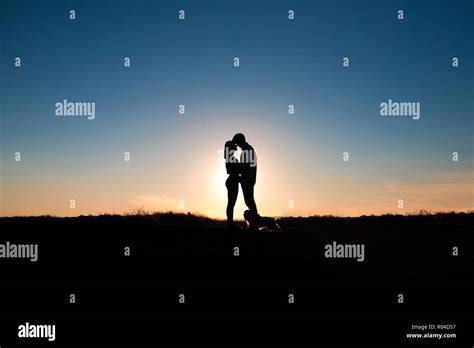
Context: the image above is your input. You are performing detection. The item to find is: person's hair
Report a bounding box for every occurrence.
[224,141,237,158]
[232,133,246,144]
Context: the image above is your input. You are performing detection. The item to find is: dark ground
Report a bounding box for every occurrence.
[0,212,473,345]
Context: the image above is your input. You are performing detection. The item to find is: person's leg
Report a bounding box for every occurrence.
[242,182,258,214]
[226,177,239,226]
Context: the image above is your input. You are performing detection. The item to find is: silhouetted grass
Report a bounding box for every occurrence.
[1,210,472,231]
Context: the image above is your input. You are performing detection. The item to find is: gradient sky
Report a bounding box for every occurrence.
[1,0,473,218]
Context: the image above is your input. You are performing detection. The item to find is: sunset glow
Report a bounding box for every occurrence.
[1,0,472,219]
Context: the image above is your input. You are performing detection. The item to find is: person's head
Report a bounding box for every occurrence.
[224,140,237,159]
[232,133,246,148]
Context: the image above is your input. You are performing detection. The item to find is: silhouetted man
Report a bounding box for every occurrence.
[232,133,258,214]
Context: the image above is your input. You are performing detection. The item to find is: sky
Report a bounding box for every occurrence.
[1,0,473,218]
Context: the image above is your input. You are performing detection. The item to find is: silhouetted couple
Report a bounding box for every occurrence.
[224,133,257,228]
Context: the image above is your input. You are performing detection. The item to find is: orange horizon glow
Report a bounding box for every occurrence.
[1,155,472,219]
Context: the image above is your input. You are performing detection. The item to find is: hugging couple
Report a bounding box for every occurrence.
[223,133,258,229]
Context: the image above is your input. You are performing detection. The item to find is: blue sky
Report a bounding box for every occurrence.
[1,0,473,217]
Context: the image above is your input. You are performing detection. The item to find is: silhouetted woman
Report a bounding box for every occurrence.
[224,141,240,228]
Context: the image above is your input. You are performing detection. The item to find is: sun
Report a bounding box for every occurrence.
[214,166,229,198]
[214,149,239,199]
